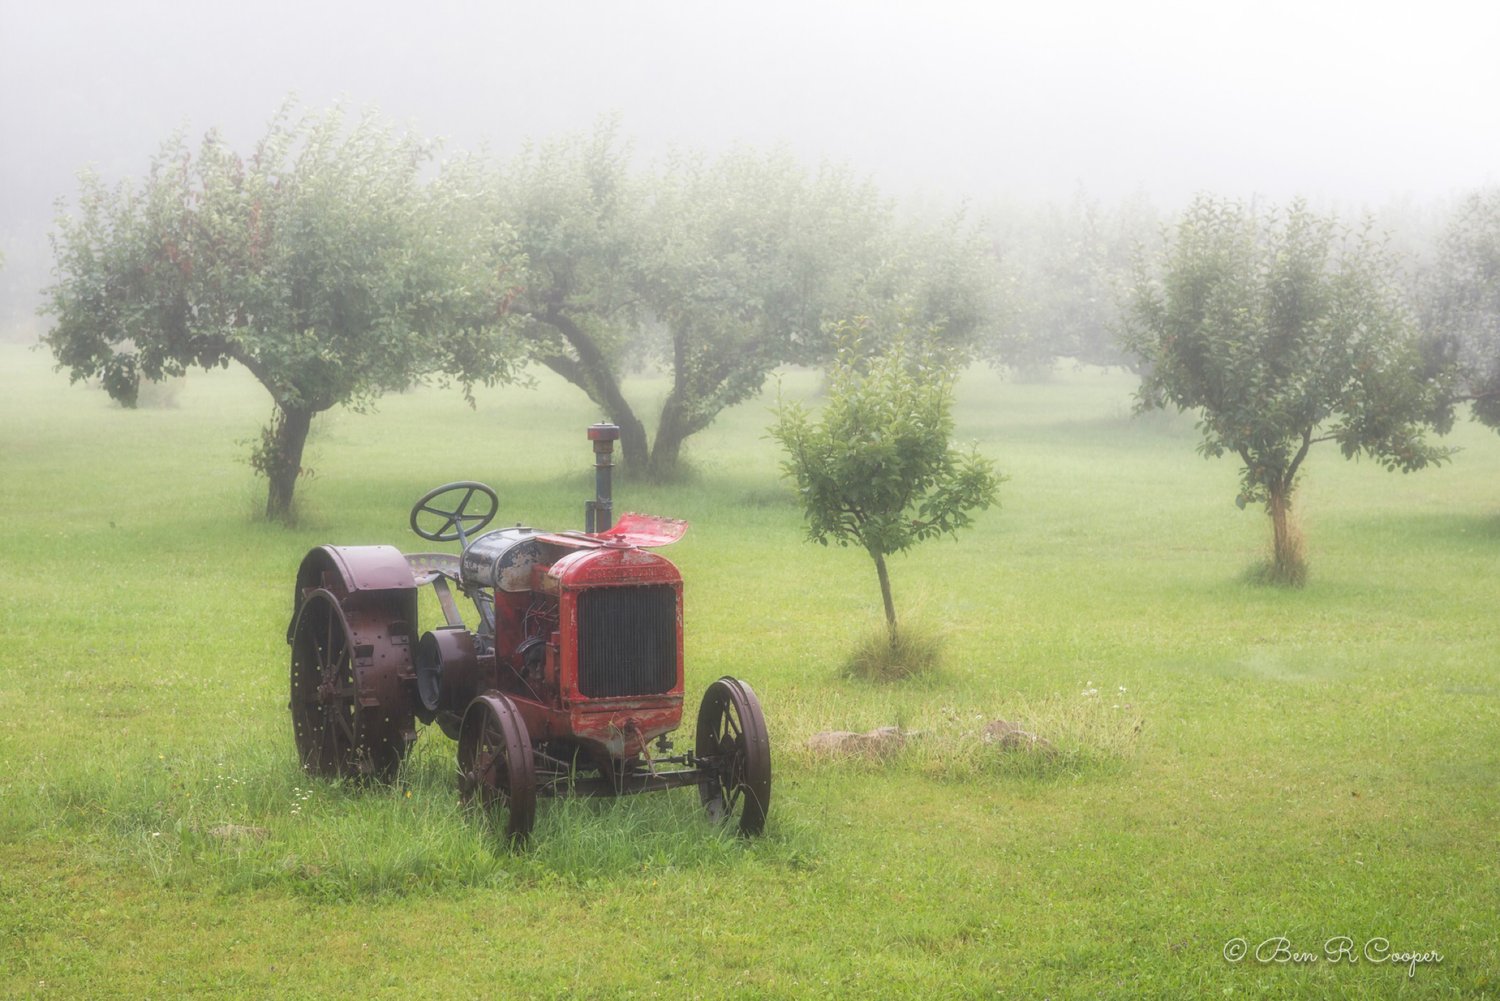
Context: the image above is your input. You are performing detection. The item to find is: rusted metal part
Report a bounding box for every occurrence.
[405,552,462,584]
[534,760,706,798]
[289,588,415,781]
[457,692,536,844]
[431,576,464,628]
[410,548,495,634]
[696,677,772,835]
[548,545,686,588]
[288,546,420,782]
[415,626,484,731]
[585,422,620,533]
[537,513,687,551]
[596,512,689,548]
[586,423,621,442]
[289,545,416,640]
[548,550,684,721]
[572,702,683,757]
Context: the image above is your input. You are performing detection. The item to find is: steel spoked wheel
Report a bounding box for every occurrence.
[458,693,537,844]
[696,677,772,835]
[289,590,406,782]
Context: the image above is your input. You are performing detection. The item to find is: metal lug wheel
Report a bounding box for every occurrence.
[458,692,537,844]
[696,677,772,835]
[289,589,408,782]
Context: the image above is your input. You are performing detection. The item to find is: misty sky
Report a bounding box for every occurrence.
[2,0,1497,325]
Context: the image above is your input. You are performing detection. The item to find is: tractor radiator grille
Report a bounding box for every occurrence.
[576,585,677,698]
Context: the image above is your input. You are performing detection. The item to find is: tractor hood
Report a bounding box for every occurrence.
[538,512,688,550]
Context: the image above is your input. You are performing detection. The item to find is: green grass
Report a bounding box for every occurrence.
[1,344,1497,998]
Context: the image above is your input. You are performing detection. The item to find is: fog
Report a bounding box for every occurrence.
[2,0,1497,335]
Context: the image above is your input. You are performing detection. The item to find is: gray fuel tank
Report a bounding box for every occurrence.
[460,527,544,592]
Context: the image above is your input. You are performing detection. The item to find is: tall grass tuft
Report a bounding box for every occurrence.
[1242,531,1309,587]
[842,618,945,682]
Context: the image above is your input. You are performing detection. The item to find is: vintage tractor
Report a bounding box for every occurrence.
[286,424,770,842]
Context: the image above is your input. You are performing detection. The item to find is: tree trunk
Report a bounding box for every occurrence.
[536,309,651,474]
[616,414,649,473]
[649,328,693,482]
[872,550,898,645]
[650,396,688,481]
[263,405,314,524]
[1266,483,1304,585]
[649,325,724,480]
[649,430,684,480]
[650,393,721,481]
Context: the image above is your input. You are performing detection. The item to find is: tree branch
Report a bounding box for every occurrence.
[538,352,587,390]
[1285,427,1315,484]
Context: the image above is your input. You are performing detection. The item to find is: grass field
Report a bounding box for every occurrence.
[1,341,1497,999]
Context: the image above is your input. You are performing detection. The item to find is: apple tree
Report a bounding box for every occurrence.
[1124,197,1452,585]
[485,127,1000,480]
[43,105,520,522]
[1423,187,1500,431]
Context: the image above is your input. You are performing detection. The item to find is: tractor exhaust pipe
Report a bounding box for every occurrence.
[585,423,620,533]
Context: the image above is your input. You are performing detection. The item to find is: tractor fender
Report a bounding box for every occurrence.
[288,544,418,642]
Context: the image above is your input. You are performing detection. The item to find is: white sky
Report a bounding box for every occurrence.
[1,0,1496,232]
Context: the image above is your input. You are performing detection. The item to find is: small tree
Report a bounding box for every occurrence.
[1125,197,1452,585]
[43,104,520,522]
[770,324,1001,642]
[1423,187,1500,430]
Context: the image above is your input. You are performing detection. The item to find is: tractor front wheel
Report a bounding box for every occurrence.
[696,677,771,835]
[458,693,537,845]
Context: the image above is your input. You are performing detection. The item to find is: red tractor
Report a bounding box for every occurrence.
[286,424,771,842]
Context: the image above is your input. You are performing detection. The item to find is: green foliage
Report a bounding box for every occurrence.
[499,121,640,357]
[487,124,643,394]
[1424,186,1500,429]
[42,101,522,520]
[470,125,1002,480]
[988,191,1158,372]
[771,323,1001,633]
[1125,197,1452,582]
[774,326,1001,555]
[858,207,1005,363]
[639,149,904,475]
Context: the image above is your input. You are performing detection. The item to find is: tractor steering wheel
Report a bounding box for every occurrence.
[410,481,499,544]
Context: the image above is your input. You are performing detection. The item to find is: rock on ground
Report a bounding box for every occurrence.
[982,718,1055,753]
[806,725,908,760]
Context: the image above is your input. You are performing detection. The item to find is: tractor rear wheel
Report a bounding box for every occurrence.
[458,693,537,844]
[289,589,408,782]
[696,677,772,835]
